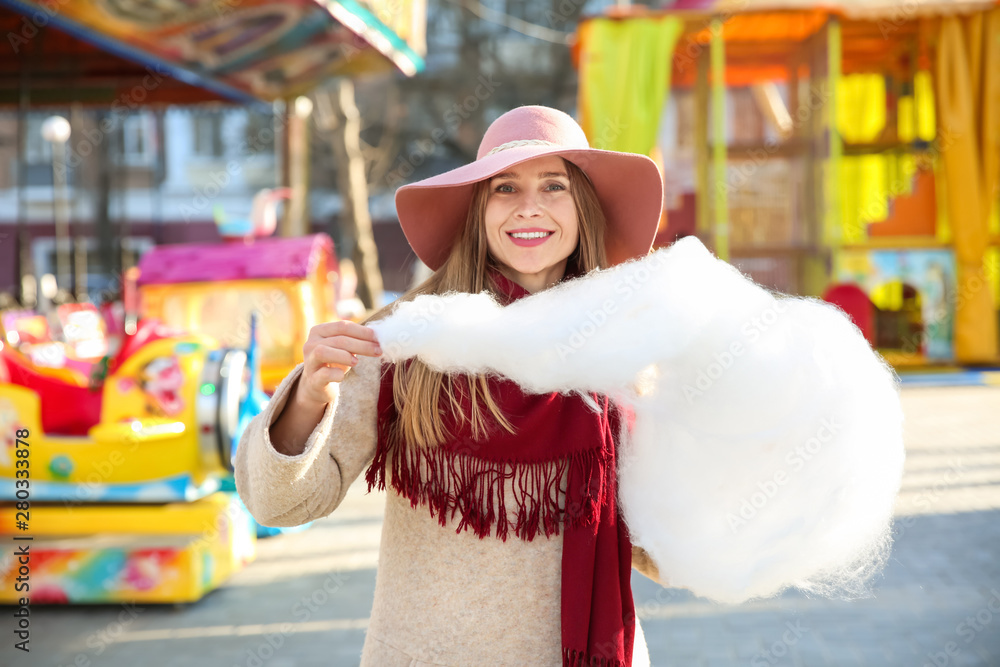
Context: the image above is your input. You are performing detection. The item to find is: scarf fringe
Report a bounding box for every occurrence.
[366,439,606,541]
[563,647,627,667]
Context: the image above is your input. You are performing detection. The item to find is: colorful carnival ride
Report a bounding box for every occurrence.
[575,0,1000,367]
[0,305,264,603]
[0,223,342,604]
[1,0,426,603]
[0,314,259,501]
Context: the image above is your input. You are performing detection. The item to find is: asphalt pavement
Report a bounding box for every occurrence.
[4,384,999,667]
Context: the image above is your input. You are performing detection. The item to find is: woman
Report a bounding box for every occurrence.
[234,106,666,666]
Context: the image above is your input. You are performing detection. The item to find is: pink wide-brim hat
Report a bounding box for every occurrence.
[395,105,664,270]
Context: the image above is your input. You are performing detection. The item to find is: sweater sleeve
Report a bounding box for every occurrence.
[233,354,382,527]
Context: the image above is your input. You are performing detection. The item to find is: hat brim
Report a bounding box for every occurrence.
[395,144,664,271]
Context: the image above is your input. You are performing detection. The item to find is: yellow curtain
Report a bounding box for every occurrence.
[577,16,683,155]
[836,74,887,242]
[838,71,938,243]
[895,70,937,209]
[838,73,886,143]
[935,10,1000,362]
[897,70,937,144]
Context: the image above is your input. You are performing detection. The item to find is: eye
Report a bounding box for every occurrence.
[493,183,515,193]
[545,182,567,191]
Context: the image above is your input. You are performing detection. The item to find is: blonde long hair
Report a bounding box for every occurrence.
[366,159,608,448]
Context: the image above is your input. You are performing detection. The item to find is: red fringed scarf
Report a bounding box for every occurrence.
[365,270,635,666]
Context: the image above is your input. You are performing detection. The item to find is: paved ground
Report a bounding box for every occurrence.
[3,384,1000,667]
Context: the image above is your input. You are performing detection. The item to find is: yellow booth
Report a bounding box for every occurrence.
[575,0,1000,367]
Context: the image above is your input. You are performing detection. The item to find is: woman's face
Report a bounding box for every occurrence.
[483,155,580,293]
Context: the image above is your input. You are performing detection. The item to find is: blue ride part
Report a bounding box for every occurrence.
[234,311,271,465]
[226,312,308,538]
[0,473,221,503]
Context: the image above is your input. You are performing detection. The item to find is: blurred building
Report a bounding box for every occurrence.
[0,0,632,299]
[0,0,433,299]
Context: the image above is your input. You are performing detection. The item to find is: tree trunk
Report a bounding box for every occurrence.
[329,79,384,310]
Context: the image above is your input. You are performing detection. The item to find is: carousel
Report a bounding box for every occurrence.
[0,0,424,603]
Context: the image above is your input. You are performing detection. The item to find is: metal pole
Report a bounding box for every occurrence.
[51,138,72,299]
[710,17,729,262]
[284,96,312,237]
[694,49,710,240]
[825,17,843,251]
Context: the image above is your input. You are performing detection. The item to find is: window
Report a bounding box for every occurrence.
[119,112,155,165]
[193,113,225,157]
[24,115,53,164]
[244,110,275,155]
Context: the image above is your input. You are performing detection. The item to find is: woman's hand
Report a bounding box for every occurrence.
[269,321,382,457]
[297,320,383,408]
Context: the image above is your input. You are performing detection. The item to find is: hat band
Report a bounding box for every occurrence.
[484,139,559,156]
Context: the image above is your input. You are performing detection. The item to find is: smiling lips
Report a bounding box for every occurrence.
[507,228,555,247]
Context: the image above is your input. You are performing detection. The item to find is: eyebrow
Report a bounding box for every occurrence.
[490,170,569,180]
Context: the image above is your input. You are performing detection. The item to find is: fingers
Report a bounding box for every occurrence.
[304,345,358,375]
[311,320,380,344]
[301,321,382,393]
[303,336,381,374]
[296,364,348,406]
[309,364,349,386]
[316,334,382,358]
[306,322,382,358]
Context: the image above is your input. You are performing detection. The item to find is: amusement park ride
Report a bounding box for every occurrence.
[0,187,348,602]
[0,0,426,603]
[576,0,1000,368]
[0,303,264,603]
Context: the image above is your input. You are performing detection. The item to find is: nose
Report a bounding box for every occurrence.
[514,190,543,218]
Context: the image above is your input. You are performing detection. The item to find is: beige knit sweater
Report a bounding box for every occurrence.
[234,356,659,666]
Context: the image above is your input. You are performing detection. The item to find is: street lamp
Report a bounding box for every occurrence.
[40,115,78,303]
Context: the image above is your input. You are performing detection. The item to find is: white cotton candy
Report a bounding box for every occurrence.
[370,237,905,604]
